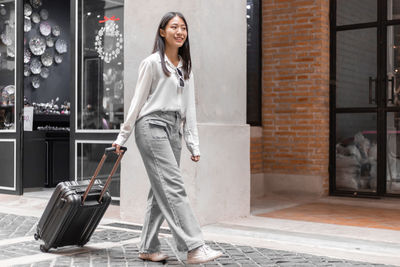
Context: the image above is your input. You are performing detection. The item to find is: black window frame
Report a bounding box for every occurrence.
[246,0,262,127]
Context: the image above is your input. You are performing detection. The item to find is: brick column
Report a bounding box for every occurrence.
[262,0,330,196]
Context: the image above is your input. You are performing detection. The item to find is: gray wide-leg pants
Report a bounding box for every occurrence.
[135,111,204,253]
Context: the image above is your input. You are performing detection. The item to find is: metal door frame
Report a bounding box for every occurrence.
[70,0,122,201]
[330,0,400,197]
[0,0,24,195]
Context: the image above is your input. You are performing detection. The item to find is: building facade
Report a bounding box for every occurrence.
[0,0,249,226]
[2,0,396,226]
[251,0,329,198]
[253,0,400,200]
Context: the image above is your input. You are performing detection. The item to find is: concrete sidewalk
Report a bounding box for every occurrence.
[0,191,396,266]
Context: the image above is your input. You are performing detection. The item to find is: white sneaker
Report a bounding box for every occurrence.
[138,251,169,262]
[187,245,223,264]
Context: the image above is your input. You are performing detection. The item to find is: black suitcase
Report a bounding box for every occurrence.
[34,146,127,252]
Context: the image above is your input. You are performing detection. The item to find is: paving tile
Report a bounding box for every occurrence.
[0,212,394,267]
[258,202,400,231]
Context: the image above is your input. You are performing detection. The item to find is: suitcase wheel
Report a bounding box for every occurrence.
[34,233,40,240]
[78,241,87,247]
[40,244,49,253]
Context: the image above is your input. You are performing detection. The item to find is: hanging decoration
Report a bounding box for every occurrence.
[30,0,42,9]
[24,17,31,32]
[24,64,31,77]
[46,36,54,47]
[7,45,14,58]
[39,21,51,36]
[54,53,62,64]
[24,48,31,63]
[52,25,60,36]
[41,49,53,67]
[32,76,40,88]
[29,35,46,55]
[0,8,6,16]
[1,24,13,46]
[24,3,32,16]
[40,9,48,20]
[31,12,40,24]
[30,58,42,74]
[94,16,123,63]
[55,38,67,54]
[40,67,49,79]
[0,18,15,69]
[20,0,68,89]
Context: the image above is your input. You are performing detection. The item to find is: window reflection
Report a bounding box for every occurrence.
[337,0,376,26]
[387,113,400,194]
[78,0,124,130]
[0,1,15,131]
[77,142,120,197]
[336,113,377,192]
[388,0,400,20]
[387,26,400,107]
[336,28,376,108]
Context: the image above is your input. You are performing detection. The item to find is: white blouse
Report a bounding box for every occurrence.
[114,52,200,156]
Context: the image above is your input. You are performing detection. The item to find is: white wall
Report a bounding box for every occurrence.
[120,0,249,225]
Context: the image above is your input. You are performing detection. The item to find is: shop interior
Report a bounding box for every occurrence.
[22,0,71,189]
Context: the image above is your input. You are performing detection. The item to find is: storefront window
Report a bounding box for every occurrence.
[77,0,124,131]
[77,142,120,198]
[0,1,15,131]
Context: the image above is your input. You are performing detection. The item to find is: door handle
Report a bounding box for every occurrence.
[369,76,377,104]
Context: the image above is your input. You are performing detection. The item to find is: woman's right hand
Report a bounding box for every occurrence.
[112,143,121,154]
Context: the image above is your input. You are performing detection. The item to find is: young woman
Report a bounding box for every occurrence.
[112,12,222,264]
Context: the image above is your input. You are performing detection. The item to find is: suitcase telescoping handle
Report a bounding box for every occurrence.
[82,146,127,204]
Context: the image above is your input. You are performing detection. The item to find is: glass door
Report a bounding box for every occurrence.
[0,0,23,194]
[332,0,379,196]
[386,112,400,193]
[385,2,400,194]
[71,0,124,200]
[331,0,400,197]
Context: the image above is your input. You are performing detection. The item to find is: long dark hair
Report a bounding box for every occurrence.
[152,12,191,80]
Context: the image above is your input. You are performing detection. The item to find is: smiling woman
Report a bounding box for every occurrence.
[112,11,222,264]
[153,12,191,80]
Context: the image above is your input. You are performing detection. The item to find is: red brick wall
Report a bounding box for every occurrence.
[261,0,330,193]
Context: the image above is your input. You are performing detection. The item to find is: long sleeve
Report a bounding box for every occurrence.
[183,72,200,156]
[114,59,153,146]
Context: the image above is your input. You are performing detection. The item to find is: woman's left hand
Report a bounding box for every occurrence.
[191,155,200,162]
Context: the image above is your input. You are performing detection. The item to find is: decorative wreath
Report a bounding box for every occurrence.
[94,19,123,64]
